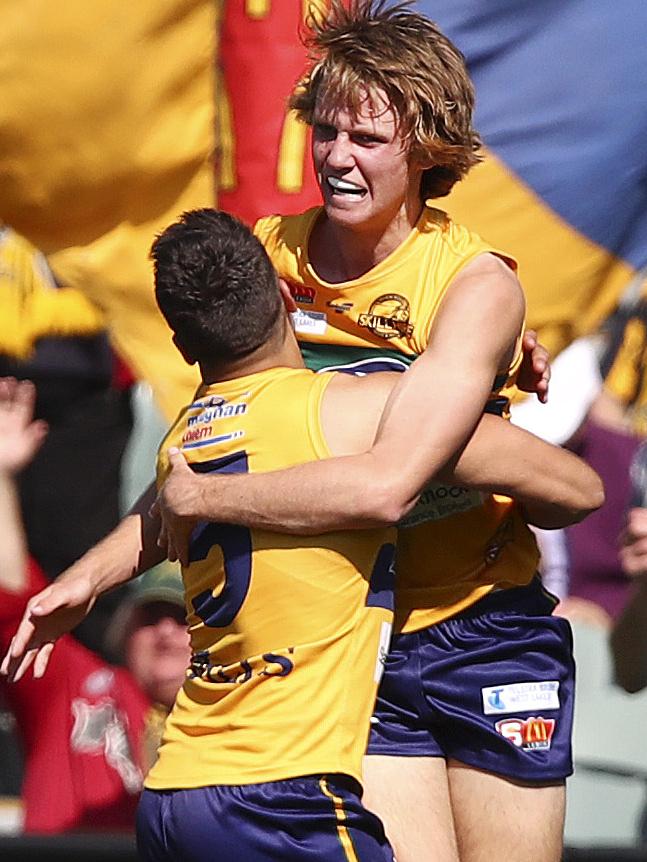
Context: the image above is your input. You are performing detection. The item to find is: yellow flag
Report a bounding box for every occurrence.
[0,0,219,420]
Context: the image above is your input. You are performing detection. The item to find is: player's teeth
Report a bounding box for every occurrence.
[328,176,363,193]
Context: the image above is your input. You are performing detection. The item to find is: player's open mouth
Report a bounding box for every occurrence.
[326,176,366,197]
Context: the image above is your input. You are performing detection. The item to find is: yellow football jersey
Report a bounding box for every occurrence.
[255,204,540,632]
[146,367,396,789]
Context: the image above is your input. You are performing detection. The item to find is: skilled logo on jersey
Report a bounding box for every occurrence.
[482,681,560,715]
[495,716,556,751]
[358,294,414,339]
[288,281,316,304]
[484,515,515,564]
[327,300,353,314]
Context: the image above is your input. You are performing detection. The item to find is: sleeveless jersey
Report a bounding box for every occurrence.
[145,367,396,790]
[255,204,540,633]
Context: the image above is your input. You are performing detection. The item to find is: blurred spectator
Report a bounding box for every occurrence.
[1,561,189,834]
[562,277,647,627]
[610,509,647,693]
[0,224,137,658]
[512,274,647,629]
[0,376,189,834]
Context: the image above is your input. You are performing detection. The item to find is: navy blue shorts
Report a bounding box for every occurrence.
[367,578,574,783]
[137,774,394,861]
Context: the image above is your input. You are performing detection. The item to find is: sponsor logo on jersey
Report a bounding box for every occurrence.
[327,300,353,314]
[181,429,245,450]
[398,483,484,527]
[288,282,316,304]
[495,716,556,751]
[484,516,515,564]
[189,647,295,685]
[358,294,414,339]
[187,401,248,427]
[292,309,327,336]
[482,681,560,714]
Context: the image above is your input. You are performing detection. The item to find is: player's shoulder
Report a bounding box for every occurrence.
[423,205,517,272]
[253,207,320,250]
[433,251,525,346]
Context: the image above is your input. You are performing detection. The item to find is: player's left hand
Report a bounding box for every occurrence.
[0,378,48,475]
[151,448,200,567]
[517,330,550,403]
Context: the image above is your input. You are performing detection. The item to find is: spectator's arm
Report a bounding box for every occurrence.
[0,379,47,591]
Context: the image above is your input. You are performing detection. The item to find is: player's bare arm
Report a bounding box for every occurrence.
[0,482,163,682]
[156,256,527,544]
[439,414,603,528]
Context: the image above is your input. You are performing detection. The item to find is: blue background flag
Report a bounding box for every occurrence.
[415,0,647,356]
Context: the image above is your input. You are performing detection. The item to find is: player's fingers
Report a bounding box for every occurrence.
[523,329,538,349]
[10,648,38,683]
[168,447,190,472]
[177,530,190,568]
[33,643,55,679]
[0,639,15,676]
[164,523,179,563]
[157,519,170,552]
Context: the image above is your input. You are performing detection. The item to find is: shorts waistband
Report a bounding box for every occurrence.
[452,576,557,620]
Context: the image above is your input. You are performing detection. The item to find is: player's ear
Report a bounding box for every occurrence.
[278,278,297,313]
[172,333,197,366]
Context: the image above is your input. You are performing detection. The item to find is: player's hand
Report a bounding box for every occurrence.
[152,448,200,567]
[0,575,97,682]
[619,508,647,580]
[517,330,550,403]
[0,378,48,475]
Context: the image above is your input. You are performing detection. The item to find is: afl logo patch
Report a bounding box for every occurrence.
[358,294,414,339]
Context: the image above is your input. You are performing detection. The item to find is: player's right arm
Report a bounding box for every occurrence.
[322,373,603,530]
[0,481,163,682]
[436,414,603,529]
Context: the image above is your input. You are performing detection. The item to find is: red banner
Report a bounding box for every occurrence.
[217,0,323,226]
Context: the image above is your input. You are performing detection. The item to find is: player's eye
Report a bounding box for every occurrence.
[313,123,336,142]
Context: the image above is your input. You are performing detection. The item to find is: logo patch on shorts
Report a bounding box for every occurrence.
[495,716,556,751]
[482,681,560,714]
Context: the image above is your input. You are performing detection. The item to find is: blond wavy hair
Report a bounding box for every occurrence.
[291,0,482,199]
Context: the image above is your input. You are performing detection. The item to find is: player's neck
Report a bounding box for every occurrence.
[200,318,304,384]
[310,200,424,283]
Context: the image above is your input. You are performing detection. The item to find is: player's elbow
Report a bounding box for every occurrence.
[569,470,605,524]
[359,477,417,527]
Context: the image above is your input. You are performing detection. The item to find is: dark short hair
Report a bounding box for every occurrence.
[291,0,481,199]
[151,209,283,366]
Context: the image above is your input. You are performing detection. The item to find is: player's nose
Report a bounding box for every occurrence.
[326,133,353,169]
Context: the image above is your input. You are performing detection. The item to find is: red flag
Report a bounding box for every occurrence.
[217,0,322,226]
